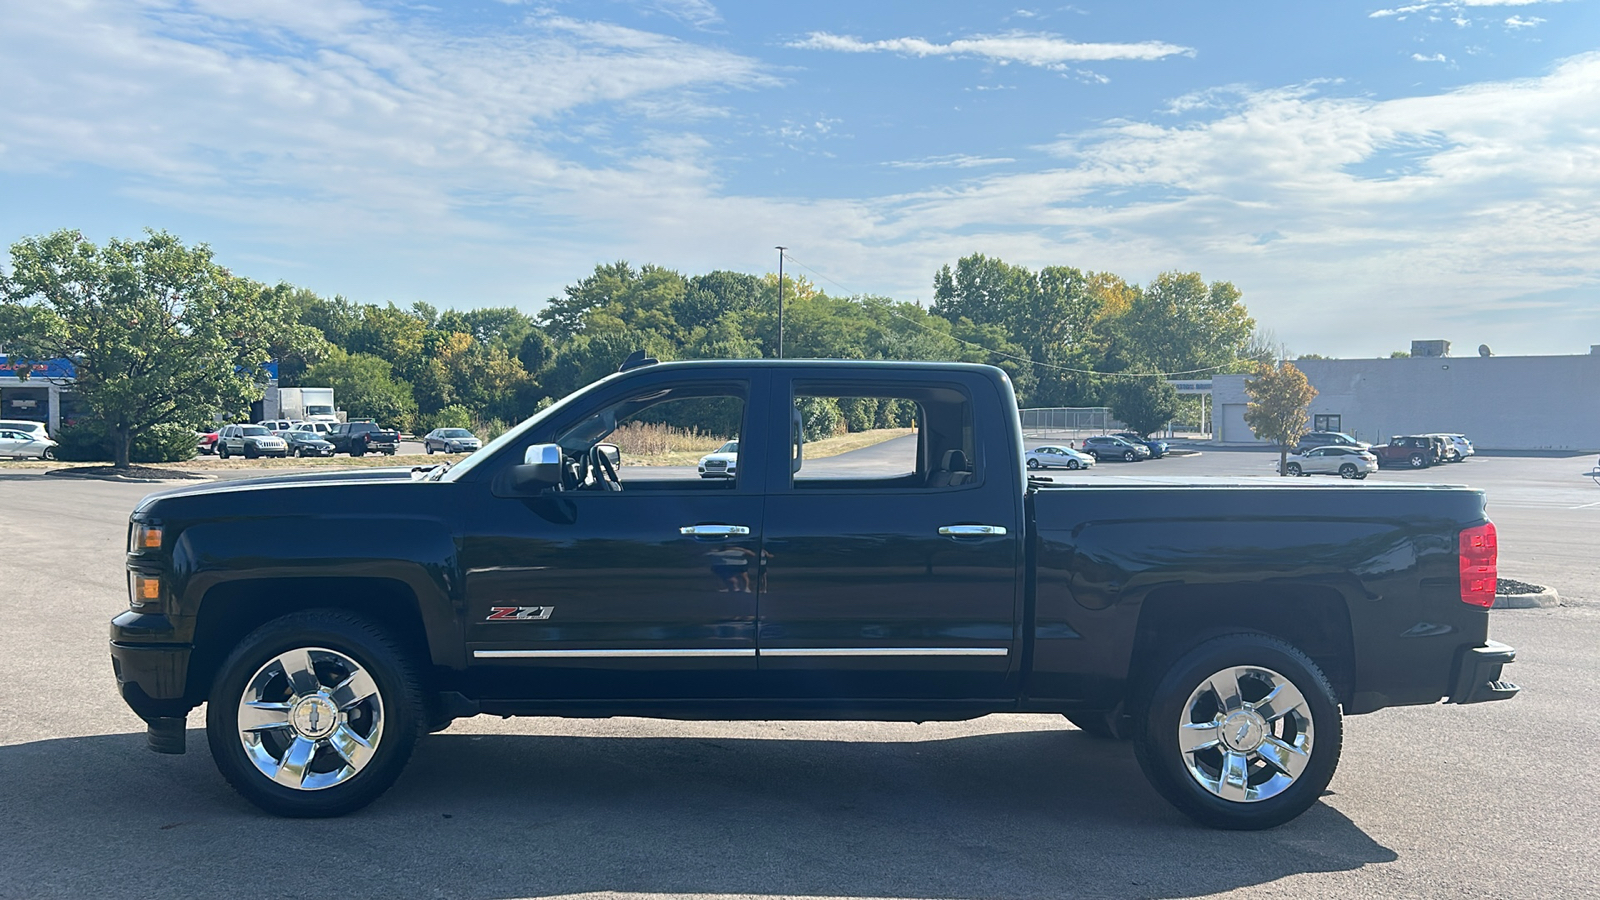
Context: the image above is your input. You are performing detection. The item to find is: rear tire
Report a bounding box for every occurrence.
[1409,453,1426,468]
[205,609,424,818]
[1133,633,1342,830]
[1338,464,1357,479]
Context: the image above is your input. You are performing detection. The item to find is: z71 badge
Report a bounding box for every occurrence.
[485,606,554,621]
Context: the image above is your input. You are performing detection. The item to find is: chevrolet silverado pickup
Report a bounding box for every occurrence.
[111,359,1517,828]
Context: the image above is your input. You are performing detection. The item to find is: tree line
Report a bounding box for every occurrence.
[0,229,1270,466]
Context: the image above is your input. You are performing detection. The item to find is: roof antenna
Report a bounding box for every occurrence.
[618,349,658,372]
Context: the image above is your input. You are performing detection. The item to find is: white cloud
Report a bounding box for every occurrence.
[1373,0,1568,16]
[1412,52,1449,61]
[633,0,721,28]
[1505,14,1546,26]
[887,154,1016,170]
[788,31,1194,67]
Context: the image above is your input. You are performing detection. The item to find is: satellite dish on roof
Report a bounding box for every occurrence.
[1478,344,1492,357]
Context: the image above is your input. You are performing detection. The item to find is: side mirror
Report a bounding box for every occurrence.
[595,442,621,468]
[510,443,565,492]
[790,406,804,474]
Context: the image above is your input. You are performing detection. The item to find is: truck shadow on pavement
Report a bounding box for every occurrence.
[0,726,1395,899]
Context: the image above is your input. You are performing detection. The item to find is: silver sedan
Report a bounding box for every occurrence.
[1025,445,1095,470]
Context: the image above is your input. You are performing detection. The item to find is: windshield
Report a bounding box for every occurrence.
[718,440,738,453]
[240,426,270,436]
[306,405,334,416]
[439,429,472,438]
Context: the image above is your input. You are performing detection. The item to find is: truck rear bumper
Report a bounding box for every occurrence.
[1448,640,1519,704]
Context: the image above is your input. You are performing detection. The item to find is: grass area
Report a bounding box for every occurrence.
[0,428,916,473]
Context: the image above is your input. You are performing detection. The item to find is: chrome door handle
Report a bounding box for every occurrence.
[680,525,751,536]
[938,524,1008,537]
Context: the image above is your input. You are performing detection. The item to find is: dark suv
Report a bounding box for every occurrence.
[1373,435,1439,469]
[1081,435,1149,462]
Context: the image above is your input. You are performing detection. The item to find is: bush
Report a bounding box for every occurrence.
[797,396,842,442]
[424,405,474,432]
[839,397,876,433]
[52,422,113,462]
[134,422,200,463]
[50,420,198,463]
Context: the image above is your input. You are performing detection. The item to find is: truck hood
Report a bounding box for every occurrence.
[134,466,420,512]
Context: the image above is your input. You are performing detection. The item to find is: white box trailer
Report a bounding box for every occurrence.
[266,387,339,423]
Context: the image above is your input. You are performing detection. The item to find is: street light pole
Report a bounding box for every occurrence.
[775,246,787,359]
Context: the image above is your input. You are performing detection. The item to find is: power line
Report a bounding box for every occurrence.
[778,252,1242,380]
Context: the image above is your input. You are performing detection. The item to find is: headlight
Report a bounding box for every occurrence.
[129,523,162,552]
[128,572,163,611]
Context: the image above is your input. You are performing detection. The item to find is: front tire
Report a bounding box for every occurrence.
[205,609,424,818]
[426,445,435,455]
[1133,633,1342,830]
[1123,450,1136,462]
[1067,459,1081,470]
[1286,462,1302,476]
[218,444,230,460]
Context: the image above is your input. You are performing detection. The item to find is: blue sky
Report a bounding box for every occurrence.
[2,0,1597,357]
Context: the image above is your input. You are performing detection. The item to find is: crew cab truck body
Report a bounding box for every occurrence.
[325,421,400,456]
[111,360,1516,828]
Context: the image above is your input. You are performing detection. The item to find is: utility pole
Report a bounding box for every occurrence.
[775,246,787,359]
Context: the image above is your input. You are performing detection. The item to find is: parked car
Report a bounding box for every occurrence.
[289,422,335,438]
[424,428,482,454]
[1081,434,1150,462]
[196,430,220,455]
[1285,446,1377,479]
[698,439,738,478]
[1112,431,1169,458]
[215,424,288,459]
[1373,435,1439,469]
[1295,431,1371,455]
[0,426,57,459]
[258,419,303,434]
[326,421,400,456]
[113,359,1519,829]
[1426,433,1474,462]
[1025,444,1095,470]
[283,430,336,458]
[0,419,49,439]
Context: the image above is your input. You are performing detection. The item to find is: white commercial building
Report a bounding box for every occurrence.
[1212,346,1600,452]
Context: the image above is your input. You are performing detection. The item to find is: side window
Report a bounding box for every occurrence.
[550,383,748,491]
[790,382,974,491]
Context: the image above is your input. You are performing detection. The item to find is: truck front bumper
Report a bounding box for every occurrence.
[1448,640,1519,704]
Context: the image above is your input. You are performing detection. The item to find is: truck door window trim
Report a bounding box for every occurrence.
[474,647,1009,659]
[475,648,757,659]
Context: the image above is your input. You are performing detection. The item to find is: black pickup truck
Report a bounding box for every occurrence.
[111,360,1517,828]
[325,421,400,456]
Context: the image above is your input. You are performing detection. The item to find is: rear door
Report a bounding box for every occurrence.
[755,369,1024,700]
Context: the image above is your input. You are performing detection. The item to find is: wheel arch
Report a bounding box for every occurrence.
[1128,583,1356,708]
[185,576,437,707]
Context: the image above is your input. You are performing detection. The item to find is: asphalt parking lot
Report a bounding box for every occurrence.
[1,450,1596,899]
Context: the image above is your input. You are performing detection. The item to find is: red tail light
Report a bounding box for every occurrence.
[1459,522,1498,608]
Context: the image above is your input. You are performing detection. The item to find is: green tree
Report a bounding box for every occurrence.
[1118,272,1255,375]
[0,229,316,468]
[1106,376,1181,437]
[302,347,419,431]
[1242,361,1318,476]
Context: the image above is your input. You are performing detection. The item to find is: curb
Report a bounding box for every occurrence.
[1495,584,1560,609]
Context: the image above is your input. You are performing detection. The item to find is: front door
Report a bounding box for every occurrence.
[755,373,1023,700]
[458,375,768,701]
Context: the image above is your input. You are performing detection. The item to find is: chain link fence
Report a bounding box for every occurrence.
[1019,407,1124,443]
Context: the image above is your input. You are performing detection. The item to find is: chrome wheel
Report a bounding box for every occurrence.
[1177,665,1313,804]
[236,647,384,791]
